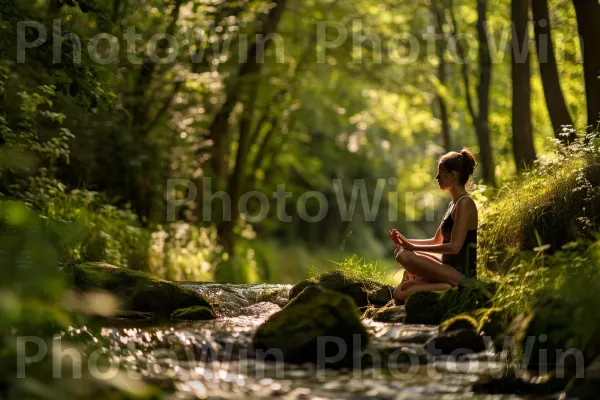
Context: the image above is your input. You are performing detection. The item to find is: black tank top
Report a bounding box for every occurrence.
[441,195,477,278]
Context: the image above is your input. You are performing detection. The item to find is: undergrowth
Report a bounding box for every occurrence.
[478,133,600,273]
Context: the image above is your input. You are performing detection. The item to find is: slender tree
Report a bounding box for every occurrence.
[511,0,536,170]
[475,0,495,184]
[206,0,288,186]
[448,0,496,185]
[572,0,600,133]
[532,0,574,140]
[431,0,451,151]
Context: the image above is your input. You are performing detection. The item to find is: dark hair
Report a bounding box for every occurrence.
[438,148,478,185]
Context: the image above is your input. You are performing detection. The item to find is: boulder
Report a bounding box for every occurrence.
[68,262,214,319]
[171,306,216,321]
[253,286,368,365]
[403,291,446,325]
[372,306,406,323]
[440,315,479,333]
[475,307,509,340]
[404,279,494,325]
[425,328,486,355]
[289,270,393,308]
[510,295,587,371]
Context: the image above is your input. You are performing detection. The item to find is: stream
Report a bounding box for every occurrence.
[65,283,560,399]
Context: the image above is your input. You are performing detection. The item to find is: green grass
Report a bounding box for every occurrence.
[478,136,600,273]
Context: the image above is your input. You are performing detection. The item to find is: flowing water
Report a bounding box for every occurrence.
[65,283,560,399]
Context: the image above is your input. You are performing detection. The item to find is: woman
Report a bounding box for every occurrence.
[390,149,478,302]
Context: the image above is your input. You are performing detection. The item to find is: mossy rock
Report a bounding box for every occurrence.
[440,315,478,333]
[510,297,591,372]
[475,307,509,340]
[289,270,393,308]
[404,291,446,325]
[425,328,486,355]
[253,285,368,365]
[373,306,406,323]
[68,262,214,319]
[171,306,216,321]
[362,301,405,322]
[404,279,494,325]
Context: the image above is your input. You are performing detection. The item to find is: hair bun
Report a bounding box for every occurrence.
[460,148,477,170]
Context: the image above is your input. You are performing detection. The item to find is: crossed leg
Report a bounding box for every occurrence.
[393,247,464,302]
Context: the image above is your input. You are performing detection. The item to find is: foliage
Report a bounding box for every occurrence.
[308,255,391,284]
[478,133,600,272]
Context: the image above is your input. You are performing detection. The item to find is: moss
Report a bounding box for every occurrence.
[171,306,216,321]
[475,307,509,339]
[511,298,585,371]
[68,262,214,319]
[289,269,393,308]
[404,279,495,325]
[440,315,478,333]
[404,291,446,325]
[253,286,368,365]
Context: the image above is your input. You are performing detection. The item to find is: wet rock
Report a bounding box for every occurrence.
[289,270,393,308]
[425,328,486,355]
[240,302,281,318]
[110,311,156,321]
[253,286,368,365]
[364,346,428,367]
[373,306,406,322]
[473,373,569,395]
[68,262,214,319]
[197,285,251,317]
[171,306,216,321]
[404,279,494,325]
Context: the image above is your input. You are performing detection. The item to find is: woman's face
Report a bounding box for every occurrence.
[436,164,455,190]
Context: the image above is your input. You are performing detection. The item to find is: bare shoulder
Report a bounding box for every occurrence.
[456,196,477,215]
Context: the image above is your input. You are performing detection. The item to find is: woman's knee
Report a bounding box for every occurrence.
[395,248,414,265]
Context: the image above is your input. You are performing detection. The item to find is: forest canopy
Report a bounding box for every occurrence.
[1,0,598,282]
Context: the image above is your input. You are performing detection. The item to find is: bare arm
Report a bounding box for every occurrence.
[397,199,473,254]
[403,225,443,246]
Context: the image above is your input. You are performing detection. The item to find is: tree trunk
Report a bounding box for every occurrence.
[206,0,288,185]
[532,0,575,140]
[432,0,451,151]
[476,0,496,186]
[448,0,496,185]
[217,85,258,256]
[573,0,600,133]
[207,0,287,253]
[511,0,536,170]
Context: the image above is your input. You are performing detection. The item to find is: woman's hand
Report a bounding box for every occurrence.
[394,230,416,251]
[388,230,402,246]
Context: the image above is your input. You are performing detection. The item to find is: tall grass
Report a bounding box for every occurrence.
[478,134,600,273]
